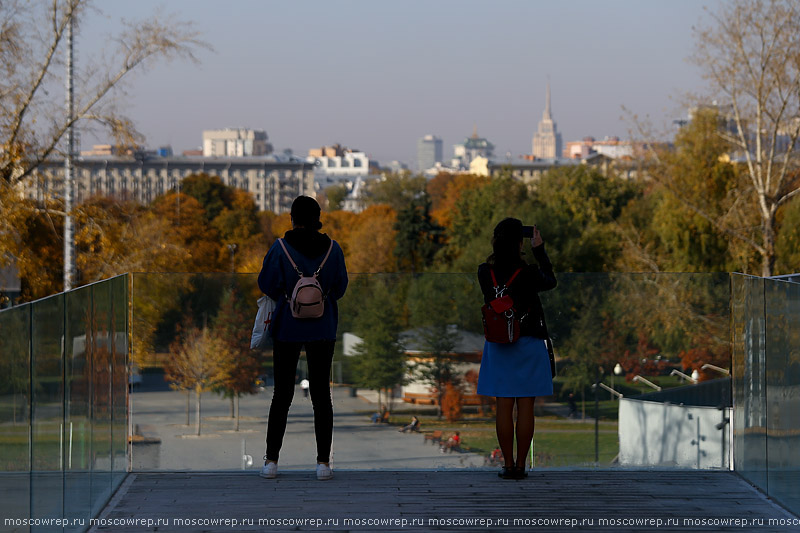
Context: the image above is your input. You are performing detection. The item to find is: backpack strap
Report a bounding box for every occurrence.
[277,238,335,278]
[489,267,522,297]
[277,239,303,277]
[314,240,335,276]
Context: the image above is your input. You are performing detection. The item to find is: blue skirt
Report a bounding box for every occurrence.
[477,336,554,398]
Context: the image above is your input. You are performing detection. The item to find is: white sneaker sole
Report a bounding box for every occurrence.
[259,472,277,479]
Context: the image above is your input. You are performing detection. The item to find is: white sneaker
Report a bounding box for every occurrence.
[260,461,277,479]
[316,463,333,481]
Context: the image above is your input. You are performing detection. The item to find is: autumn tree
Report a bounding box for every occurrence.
[624,109,757,273]
[165,324,234,436]
[688,0,800,276]
[345,205,397,273]
[213,285,261,431]
[0,197,64,300]
[0,0,206,288]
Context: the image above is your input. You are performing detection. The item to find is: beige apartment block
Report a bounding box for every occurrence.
[202,128,273,157]
[26,155,314,213]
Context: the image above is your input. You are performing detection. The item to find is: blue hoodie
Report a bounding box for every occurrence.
[258,229,348,342]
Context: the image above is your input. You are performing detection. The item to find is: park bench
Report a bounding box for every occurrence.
[424,430,443,444]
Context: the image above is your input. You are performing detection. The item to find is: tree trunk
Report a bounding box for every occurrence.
[195,388,202,436]
[235,393,240,432]
[761,216,776,277]
[186,390,190,426]
[230,395,235,418]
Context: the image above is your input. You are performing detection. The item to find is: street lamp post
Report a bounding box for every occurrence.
[613,363,623,400]
[594,366,604,464]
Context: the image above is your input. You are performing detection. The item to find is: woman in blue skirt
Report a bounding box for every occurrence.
[477,218,556,479]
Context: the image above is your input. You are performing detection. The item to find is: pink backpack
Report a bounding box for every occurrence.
[278,238,334,319]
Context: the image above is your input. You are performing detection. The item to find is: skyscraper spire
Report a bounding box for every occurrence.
[543,79,551,121]
[532,79,562,159]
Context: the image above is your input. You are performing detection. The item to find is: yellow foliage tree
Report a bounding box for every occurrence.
[345,205,397,273]
[165,326,235,436]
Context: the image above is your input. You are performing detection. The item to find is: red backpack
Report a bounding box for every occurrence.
[481,267,522,343]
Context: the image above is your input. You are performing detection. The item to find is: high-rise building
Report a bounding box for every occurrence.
[532,82,562,159]
[453,127,494,169]
[417,134,443,171]
[202,128,273,157]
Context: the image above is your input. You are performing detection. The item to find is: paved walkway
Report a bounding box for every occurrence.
[130,386,485,470]
[92,470,796,532]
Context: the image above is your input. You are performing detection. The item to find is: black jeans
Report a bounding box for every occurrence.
[266,339,335,463]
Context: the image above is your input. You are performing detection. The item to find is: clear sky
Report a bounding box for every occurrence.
[78,0,715,166]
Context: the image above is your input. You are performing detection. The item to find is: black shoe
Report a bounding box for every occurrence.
[513,466,528,479]
[499,466,515,479]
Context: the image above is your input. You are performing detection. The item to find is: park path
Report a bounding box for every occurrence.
[129,386,485,471]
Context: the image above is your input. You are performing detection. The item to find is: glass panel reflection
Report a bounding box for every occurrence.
[130,272,732,471]
[111,275,128,489]
[764,279,800,513]
[0,304,31,531]
[91,282,113,516]
[731,275,768,487]
[30,294,64,530]
[64,286,92,531]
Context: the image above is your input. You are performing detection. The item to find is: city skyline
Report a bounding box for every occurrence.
[77,0,713,166]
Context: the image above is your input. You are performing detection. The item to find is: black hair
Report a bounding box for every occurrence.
[290,195,322,230]
[487,217,524,265]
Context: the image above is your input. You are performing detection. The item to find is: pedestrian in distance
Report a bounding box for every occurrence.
[258,196,348,481]
[477,218,556,480]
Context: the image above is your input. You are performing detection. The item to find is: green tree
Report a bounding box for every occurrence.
[407,276,462,417]
[393,196,443,273]
[363,172,427,212]
[350,279,407,409]
[532,166,639,272]
[443,177,530,272]
[323,184,348,211]
[179,174,233,225]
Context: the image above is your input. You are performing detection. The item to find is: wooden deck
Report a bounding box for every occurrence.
[90,470,797,532]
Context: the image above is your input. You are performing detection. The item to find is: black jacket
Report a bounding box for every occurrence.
[478,244,557,339]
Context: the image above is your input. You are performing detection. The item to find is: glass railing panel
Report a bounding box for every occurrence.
[64,285,93,531]
[111,275,128,489]
[731,274,767,488]
[30,294,65,530]
[130,271,731,471]
[0,304,31,532]
[90,281,113,516]
[764,278,800,512]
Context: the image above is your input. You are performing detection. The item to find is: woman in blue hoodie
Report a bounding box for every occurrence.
[258,196,348,481]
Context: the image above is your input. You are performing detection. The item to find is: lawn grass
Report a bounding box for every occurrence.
[378,409,620,467]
